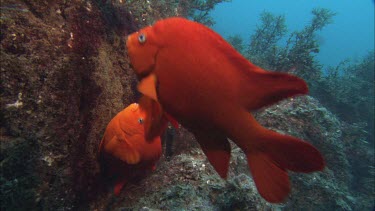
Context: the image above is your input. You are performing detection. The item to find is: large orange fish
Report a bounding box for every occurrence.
[98,103,162,195]
[126,17,325,203]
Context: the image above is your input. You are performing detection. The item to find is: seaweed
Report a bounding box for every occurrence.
[278,8,336,83]
[227,34,245,55]
[178,0,231,26]
[241,8,374,146]
[246,8,336,85]
[0,137,41,210]
[229,8,374,210]
[313,51,375,144]
[246,11,287,69]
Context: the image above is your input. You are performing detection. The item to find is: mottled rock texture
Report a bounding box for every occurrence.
[1,0,137,209]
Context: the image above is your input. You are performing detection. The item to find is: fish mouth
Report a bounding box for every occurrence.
[136,67,154,81]
[126,51,155,81]
[123,129,136,137]
[121,125,138,138]
[126,34,159,81]
[134,51,159,81]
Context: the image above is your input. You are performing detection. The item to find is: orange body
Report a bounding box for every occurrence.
[126,17,325,203]
[98,103,162,195]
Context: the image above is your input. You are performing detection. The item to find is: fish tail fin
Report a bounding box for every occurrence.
[246,128,325,202]
[242,70,308,110]
[227,110,324,203]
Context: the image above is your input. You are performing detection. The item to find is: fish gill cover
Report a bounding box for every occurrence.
[0,0,373,210]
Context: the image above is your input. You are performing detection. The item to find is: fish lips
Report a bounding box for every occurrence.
[136,70,153,81]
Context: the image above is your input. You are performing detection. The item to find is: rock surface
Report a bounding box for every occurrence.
[1,1,137,209]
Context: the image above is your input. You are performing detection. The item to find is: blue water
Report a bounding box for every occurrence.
[211,0,374,68]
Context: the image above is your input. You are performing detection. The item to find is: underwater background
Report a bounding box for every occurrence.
[0,0,374,210]
[211,0,374,68]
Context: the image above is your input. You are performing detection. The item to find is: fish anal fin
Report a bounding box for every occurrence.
[194,130,231,179]
[104,136,141,164]
[242,70,308,110]
[247,152,290,203]
[138,73,158,101]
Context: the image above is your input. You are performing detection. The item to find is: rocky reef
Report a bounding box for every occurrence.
[1,0,137,209]
[1,0,373,210]
[86,96,373,210]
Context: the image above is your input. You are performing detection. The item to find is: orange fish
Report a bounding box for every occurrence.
[138,95,179,140]
[126,17,325,203]
[98,103,162,195]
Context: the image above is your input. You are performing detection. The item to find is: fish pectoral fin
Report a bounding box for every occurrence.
[114,179,127,196]
[123,148,141,164]
[98,138,105,155]
[138,73,158,101]
[104,136,141,164]
[193,130,231,179]
[139,96,168,140]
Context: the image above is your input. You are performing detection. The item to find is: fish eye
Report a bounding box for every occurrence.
[138,33,146,44]
[138,118,144,124]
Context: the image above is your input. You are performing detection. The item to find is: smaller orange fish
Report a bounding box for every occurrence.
[98,103,162,195]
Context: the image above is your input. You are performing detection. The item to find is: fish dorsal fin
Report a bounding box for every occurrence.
[193,130,231,179]
[138,74,158,101]
[104,135,140,164]
[241,70,308,111]
[217,37,308,110]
